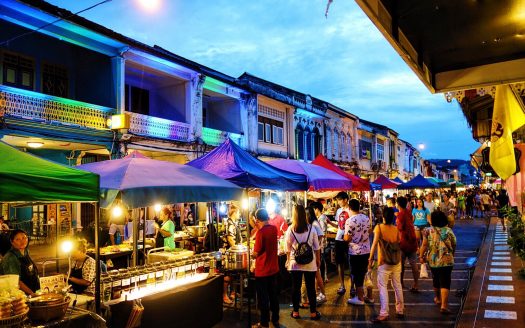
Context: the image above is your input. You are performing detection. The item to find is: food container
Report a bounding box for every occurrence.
[28,296,70,323]
[224,244,249,271]
[185,225,206,237]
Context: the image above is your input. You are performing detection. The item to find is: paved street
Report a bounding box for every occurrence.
[218,218,488,327]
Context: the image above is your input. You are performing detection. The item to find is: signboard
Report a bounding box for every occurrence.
[39,274,65,293]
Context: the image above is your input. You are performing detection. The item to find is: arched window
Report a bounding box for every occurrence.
[333,130,339,161]
[341,134,346,161]
[325,128,331,159]
[305,127,313,161]
[295,126,304,160]
[347,135,353,160]
[313,127,321,159]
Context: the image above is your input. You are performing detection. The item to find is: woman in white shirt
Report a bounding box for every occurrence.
[286,204,321,321]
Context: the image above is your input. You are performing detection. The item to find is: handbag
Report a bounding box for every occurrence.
[420,263,429,278]
[377,225,401,265]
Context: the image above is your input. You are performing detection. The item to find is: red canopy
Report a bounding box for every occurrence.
[372,175,399,190]
[311,154,371,191]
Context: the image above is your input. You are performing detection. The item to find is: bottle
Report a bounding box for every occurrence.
[119,269,131,296]
[138,266,148,288]
[109,270,122,300]
[101,273,112,302]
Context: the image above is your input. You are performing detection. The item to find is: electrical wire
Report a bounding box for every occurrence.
[0,0,113,47]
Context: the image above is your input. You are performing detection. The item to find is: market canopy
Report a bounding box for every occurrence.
[187,139,308,191]
[372,175,399,190]
[426,177,448,187]
[398,174,438,190]
[393,177,404,184]
[78,151,243,208]
[0,140,99,203]
[268,159,353,191]
[311,154,371,191]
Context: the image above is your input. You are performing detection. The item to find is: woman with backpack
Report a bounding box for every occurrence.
[368,207,404,322]
[285,204,321,321]
[419,210,456,314]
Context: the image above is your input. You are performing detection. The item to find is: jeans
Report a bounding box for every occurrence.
[255,274,280,326]
[291,270,316,313]
[377,263,404,316]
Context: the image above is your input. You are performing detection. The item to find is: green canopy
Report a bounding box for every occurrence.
[0,141,99,203]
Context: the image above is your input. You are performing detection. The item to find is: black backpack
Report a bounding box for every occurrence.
[291,226,314,265]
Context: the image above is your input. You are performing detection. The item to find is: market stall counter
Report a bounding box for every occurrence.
[28,307,106,327]
[87,243,153,269]
[107,275,223,328]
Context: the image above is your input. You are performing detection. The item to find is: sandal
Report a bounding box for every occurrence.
[290,311,300,319]
[336,286,346,295]
[440,308,452,314]
[371,315,389,322]
[310,311,321,321]
[299,302,309,309]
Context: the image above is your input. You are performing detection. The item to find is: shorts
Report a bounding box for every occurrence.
[430,266,453,289]
[414,224,430,231]
[402,251,418,265]
[335,240,348,265]
[349,254,369,288]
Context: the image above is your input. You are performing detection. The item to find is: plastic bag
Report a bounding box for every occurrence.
[364,271,374,289]
[420,263,429,278]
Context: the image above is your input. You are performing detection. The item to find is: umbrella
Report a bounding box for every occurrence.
[187,139,307,191]
[268,159,353,191]
[311,154,371,191]
[78,152,243,208]
[372,175,399,190]
[398,174,438,190]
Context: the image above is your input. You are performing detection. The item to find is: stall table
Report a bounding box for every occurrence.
[107,275,223,328]
[28,307,106,327]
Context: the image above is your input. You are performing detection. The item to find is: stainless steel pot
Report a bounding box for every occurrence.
[224,244,248,271]
[185,225,206,237]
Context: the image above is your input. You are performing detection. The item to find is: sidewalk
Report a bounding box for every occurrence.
[457,217,525,327]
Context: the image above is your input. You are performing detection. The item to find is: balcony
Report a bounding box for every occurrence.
[202,127,242,147]
[0,85,113,130]
[128,112,191,142]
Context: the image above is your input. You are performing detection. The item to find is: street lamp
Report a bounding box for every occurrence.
[136,0,162,12]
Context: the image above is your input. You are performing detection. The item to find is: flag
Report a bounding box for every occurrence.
[489,84,525,180]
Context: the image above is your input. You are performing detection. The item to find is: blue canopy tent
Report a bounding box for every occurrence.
[187,139,308,191]
[398,174,439,190]
[393,177,404,184]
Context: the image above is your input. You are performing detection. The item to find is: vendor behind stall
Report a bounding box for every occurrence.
[66,238,96,295]
[158,208,175,251]
[108,218,125,245]
[224,205,242,248]
[0,229,40,296]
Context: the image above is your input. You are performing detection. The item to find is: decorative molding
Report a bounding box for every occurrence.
[443,83,525,103]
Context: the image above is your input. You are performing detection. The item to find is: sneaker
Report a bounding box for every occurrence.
[316,293,327,304]
[364,297,374,304]
[347,297,365,305]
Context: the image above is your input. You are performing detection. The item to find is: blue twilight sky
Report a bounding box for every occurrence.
[46,0,479,160]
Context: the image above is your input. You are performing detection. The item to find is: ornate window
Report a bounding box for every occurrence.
[313,127,322,159]
[295,126,305,160]
[42,62,68,98]
[376,143,384,161]
[259,116,284,145]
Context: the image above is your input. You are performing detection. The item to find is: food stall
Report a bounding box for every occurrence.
[0,140,105,327]
[78,151,244,327]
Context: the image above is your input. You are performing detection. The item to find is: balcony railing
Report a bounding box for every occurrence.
[0,85,113,129]
[202,127,242,146]
[128,112,191,142]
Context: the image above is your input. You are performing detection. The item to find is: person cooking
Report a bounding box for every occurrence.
[66,238,96,295]
[0,229,40,296]
[158,207,175,251]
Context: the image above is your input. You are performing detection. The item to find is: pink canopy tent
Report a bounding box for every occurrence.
[268,159,353,191]
[311,154,371,191]
[372,175,400,190]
